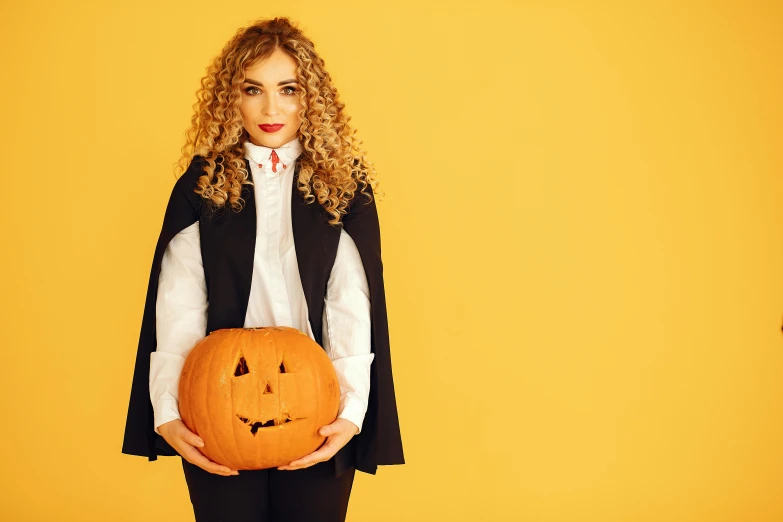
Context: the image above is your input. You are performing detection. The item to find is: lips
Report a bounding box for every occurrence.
[259,124,284,132]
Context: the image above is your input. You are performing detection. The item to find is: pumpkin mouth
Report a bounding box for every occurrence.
[236,413,306,435]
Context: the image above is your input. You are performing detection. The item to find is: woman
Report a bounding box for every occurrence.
[121,17,404,522]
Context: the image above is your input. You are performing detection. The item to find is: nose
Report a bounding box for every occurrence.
[263,93,279,116]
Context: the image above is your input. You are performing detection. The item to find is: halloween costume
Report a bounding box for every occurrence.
[121,140,405,479]
[151,139,374,437]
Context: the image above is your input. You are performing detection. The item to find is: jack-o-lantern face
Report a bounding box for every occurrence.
[178,327,340,471]
[231,352,304,435]
[232,348,306,433]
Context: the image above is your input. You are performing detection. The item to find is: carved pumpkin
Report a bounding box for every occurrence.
[178,326,340,470]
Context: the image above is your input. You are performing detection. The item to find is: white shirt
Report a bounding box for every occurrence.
[150,137,374,436]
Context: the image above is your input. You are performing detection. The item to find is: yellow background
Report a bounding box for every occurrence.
[1,0,781,520]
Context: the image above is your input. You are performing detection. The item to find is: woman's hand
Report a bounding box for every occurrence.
[276,418,359,470]
[158,419,239,476]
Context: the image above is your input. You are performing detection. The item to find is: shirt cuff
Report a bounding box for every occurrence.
[153,398,181,435]
[337,394,369,434]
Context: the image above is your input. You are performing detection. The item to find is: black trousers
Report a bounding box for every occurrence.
[181,457,356,522]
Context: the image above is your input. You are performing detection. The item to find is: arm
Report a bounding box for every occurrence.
[341,188,405,471]
[322,228,375,434]
[150,220,208,435]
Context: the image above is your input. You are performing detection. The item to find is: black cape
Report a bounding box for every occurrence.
[121,155,405,476]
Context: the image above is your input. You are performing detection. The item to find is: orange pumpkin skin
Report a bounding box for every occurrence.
[178,326,340,470]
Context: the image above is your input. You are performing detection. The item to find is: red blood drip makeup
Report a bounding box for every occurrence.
[270,150,287,173]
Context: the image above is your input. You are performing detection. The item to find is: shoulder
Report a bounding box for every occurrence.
[345,184,376,218]
[170,155,207,215]
[341,185,381,245]
[176,155,207,189]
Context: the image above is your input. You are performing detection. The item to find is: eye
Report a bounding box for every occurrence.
[234,354,249,376]
[243,85,297,96]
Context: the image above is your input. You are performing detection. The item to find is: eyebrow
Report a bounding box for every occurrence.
[243,78,298,87]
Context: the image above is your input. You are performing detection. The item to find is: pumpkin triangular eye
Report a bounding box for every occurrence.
[279,359,286,374]
[234,354,249,376]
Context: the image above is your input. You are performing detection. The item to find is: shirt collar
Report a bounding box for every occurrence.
[243,137,304,174]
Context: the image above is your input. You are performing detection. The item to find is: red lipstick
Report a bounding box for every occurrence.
[259,124,284,133]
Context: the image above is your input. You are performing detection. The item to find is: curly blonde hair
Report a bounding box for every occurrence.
[174,17,384,226]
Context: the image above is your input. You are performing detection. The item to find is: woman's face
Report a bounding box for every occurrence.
[239,48,303,148]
